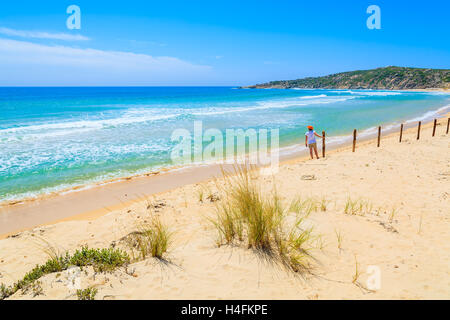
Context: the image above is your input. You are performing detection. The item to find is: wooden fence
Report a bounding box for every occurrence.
[320,117,449,156]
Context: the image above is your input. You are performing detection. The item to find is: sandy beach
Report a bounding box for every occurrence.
[2,0,450,306]
[1,104,448,238]
[0,113,449,300]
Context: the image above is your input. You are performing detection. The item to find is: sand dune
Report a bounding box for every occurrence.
[0,116,449,300]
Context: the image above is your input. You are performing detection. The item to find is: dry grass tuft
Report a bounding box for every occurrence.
[335,229,344,252]
[388,206,398,223]
[211,165,317,274]
[289,196,329,216]
[344,198,373,216]
[124,214,172,261]
[352,255,361,284]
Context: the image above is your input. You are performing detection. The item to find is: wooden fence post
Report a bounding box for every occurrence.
[417,121,421,140]
[322,131,326,158]
[399,124,403,142]
[447,118,450,134]
[352,129,357,152]
[432,119,437,137]
[377,126,381,147]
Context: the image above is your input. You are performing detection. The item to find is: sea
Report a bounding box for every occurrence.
[1,86,449,202]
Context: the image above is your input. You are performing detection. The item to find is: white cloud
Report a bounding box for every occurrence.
[129,39,167,47]
[0,27,90,41]
[0,38,212,86]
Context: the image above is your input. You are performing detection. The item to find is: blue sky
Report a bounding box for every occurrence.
[0,0,448,86]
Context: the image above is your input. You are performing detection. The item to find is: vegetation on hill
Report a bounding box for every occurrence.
[243,66,450,90]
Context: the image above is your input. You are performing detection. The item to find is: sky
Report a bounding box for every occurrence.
[0,0,448,86]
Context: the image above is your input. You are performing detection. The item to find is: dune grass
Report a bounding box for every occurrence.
[197,185,220,204]
[77,287,98,300]
[0,246,129,300]
[135,217,172,260]
[197,188,205,203]
[344,198,373,216]
[335,229,344,252]
[211,200,244,245]
[211,165,316,273]
[388,207,398,223]
[276,216,315,273]
[344,198,400,225]
[212,165,283,250]
[315,235,327,251]
[418,213,423,234]
[123,214,172,261]
[289,196,329,216]
[352,255,361,284]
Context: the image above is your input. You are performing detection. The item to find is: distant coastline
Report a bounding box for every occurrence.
[242,66,450,90]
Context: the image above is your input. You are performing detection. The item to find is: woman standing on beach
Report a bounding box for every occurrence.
[305,125,323,160]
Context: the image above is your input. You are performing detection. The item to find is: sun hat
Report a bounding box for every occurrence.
[307,125,314,130]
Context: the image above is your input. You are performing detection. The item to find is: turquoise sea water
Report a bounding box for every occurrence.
[0,87,449,202]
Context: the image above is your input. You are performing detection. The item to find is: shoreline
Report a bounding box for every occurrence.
[2,98,449,208]
[1,109,449,238]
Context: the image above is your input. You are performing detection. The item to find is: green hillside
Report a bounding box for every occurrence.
[243,66,450,90]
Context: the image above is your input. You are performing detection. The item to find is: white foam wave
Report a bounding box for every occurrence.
[0,141,171,174]
[405,104,450,124]
[426,91,450,95]
[330,90,403,96]
[300,94,327,99]
[189,96,354,116]
[1,95,355,139]
[0,112,180,135]
[349,90,402,96]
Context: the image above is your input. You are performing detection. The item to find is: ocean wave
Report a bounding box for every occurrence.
[351,90,402,96]
[300,94,327,99]
[422,91,450,96]
[0,141,171,174]
[0,112,182,142]
[1,95,353,139]
[404,104,450,124]
[330,90,403,96]
[0,112,181,135]
[184,96,354,116]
